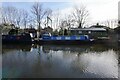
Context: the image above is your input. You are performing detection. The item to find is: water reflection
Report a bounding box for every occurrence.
[2,44,119,78]
[73,50,118,78]
[2,44,32,54]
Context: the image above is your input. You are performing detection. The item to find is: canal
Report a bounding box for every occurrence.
[2,44,119,78]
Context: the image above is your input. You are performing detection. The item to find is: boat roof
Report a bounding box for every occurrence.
[69,27,107,31]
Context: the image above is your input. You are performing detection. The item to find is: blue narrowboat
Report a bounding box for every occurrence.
[2,33,32,44]
[37,33,93,45]
[2,29,32,44]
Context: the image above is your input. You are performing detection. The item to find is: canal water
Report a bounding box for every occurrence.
[2,44,119,78]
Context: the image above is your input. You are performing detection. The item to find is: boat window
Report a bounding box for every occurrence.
[79,31,82,34]
[88,31,91,34]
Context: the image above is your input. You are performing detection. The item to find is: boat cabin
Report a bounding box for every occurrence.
[69,24,109,39]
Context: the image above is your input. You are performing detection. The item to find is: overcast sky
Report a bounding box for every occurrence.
[1,0,119,27]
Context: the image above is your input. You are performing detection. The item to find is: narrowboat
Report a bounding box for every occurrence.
[2,29,32,44]
[37,33,94,45]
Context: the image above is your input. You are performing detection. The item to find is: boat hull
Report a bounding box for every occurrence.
[36,40,93,45]
[2,34,32,44]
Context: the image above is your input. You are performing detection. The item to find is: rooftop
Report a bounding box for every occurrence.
[69,27,107,31]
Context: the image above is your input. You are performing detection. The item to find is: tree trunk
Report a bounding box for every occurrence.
[78,22,82,28]
[37,22,41,38]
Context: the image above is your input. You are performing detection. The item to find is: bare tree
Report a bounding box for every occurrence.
[72,5,89,28]
[46,8,52,17]
[53,9,61,29]
[1,7,8,24]
[104,19,118,28]
[44,8,52,27]
[0,7,2,24]
[8,6,18,25]
[21,9,29,29]
[31,2,48,38]
[64,15,76,28]
[2,6,23,28]
[16,9,23,28]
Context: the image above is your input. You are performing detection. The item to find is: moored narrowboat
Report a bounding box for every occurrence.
[2,29,32,44]
[36,33,93,45]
